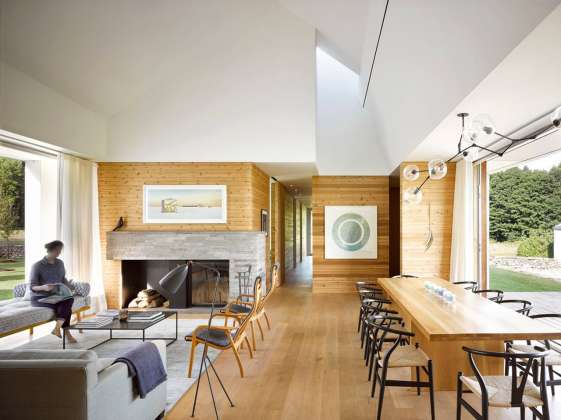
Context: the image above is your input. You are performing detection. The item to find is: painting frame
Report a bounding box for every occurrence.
[324,205,377,260]
[143,185,227,224]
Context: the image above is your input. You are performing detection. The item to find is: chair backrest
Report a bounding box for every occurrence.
[453,281,478,291]
[462,346,549,407]
[367,316,415,364]
[236,277,263,334]
[498,299,533,316]
[237,265,253,296]
[528,313,561,350]
[473,289,504,302]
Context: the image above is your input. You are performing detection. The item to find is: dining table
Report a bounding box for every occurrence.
[377,277,561,391]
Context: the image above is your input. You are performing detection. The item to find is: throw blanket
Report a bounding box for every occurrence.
[113,342,167,398]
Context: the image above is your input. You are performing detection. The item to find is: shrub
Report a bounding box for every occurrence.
[517,231,554,257]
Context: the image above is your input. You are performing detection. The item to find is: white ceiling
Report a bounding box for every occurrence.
[279,0,371,73]
[359,0,560,171]
[410,3,561,162]
[2,0,560,178]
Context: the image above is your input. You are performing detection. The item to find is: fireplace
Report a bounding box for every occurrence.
[121,260,229,309]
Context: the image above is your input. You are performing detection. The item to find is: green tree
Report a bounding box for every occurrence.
[490,164,561,242]
[0,158,24,256]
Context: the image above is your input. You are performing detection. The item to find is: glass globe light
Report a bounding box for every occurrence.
[403,187,422,205]
[428,159,447,180]
[461,147,479,162]
[551,106,561,127]
[470,114,495,142]
[403,164,420,181]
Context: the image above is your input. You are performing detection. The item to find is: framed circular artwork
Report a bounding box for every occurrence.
[324,206,377,259]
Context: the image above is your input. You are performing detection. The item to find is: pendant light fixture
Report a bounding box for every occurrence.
[403,107,561,205]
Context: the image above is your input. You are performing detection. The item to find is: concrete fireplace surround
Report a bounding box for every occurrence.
[106,231,267,300]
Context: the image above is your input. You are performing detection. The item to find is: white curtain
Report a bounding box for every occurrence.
[58,154,106,313]
[450,159,475,283]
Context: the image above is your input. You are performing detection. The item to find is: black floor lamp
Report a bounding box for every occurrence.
[186,261,234,420]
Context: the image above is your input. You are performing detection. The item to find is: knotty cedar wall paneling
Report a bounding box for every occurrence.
[284,193,295,271]
[400,162,456,279]
[312,176,390,293]
[98,162,270,308]
[271,181,287,284]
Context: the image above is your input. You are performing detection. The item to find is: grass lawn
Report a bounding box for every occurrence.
[490,267,561,292]
[0,257,25,300]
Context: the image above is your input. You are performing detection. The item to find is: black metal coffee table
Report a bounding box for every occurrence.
[63,311,178,349]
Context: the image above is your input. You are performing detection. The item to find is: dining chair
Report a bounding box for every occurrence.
[357,286,387,334]
[506,313,561,396]
[453,281,478,291]
[457,346,550,420]
[186,277,262,378]
[497,299,533,316]
[472,289,504,302]
[370,318,435,420]
[222,264,280,350]
[360,296,393,347]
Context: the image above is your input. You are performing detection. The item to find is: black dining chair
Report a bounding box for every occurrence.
[497,299,533,316]
[360,296,394,348]
[472,289,504,302]
[506,313,561,396]
[453,281,478,291]
[457,346,550,420]
[369,318,435,420]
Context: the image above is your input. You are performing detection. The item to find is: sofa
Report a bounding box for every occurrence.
[0,340,167,420]
[0,282,91,338]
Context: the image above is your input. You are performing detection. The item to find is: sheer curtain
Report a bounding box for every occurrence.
[58,154,106,313]
[450,159,475,283]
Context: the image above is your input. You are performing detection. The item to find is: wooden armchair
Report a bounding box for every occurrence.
[187,277,263,378]
[221,263,280,350]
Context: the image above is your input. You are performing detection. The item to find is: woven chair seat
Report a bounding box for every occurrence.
[378,345,429,368]
[460,375,543,408]
[508,344,561,366]
[227,303,252,314]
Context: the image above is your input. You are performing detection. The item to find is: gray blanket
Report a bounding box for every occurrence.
[114,342,167,398]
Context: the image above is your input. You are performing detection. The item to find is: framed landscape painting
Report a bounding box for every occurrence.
[143,185,227,224]
[324,205,377,259]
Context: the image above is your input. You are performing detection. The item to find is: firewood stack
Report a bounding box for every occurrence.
[128,289,169,308]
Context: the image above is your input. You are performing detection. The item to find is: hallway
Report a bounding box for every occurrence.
[285,255,313,288]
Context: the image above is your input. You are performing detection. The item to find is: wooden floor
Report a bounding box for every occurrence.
[167,263,561,420]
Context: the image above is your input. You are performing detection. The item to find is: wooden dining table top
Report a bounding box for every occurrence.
[377,277,561,342]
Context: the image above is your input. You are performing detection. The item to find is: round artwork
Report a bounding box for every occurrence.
[331,213,371,251]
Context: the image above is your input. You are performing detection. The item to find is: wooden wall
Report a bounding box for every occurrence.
[284,193,295,271]
[98,162,270,308]
[400,162,456,279]
[312,176,390,293]
[270,181,286,284]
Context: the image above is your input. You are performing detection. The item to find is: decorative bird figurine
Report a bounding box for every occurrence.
[112,217,125,231]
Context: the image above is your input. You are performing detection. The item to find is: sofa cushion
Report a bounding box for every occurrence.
[0,296,91,334]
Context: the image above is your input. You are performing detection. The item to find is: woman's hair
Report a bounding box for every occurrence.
[45,240,64,252]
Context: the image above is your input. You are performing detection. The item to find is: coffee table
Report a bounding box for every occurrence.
[63,311,178,349]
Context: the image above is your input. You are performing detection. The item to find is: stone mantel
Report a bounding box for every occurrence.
[106,231,267,298]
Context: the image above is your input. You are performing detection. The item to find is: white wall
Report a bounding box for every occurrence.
[0,63,107,159]
[106,2,316,163]
[316,48,389,175]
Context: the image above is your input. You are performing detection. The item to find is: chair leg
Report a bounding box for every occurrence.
[231,344,245,378]
[256,318,265,341]
[263,311,271,330]
[244,336,254,358]
[29,326,34,336]
[521,407,525,420]
[250,321,257,351]
[187,339,198,377]
[76,311,83,333]
[358,306,363,332]
[428,361,435,420]
[368,340,376,381]
[371,360,379,398]
[416,366,421,396]
[376,368,387,420]
[548,366,555,395]
[456,372,463,420]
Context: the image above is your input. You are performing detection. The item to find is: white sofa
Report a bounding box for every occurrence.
[0,341,167,420]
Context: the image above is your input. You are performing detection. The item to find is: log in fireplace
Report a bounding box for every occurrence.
[121,260,229,309]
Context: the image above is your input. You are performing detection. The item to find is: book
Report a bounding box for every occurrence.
[128,311,163,320]
[74,317,113,328]
[38,284,74,304]
[127,314,165,323]
[97,310,120,319]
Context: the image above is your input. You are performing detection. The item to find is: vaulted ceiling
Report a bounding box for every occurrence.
[1,0,560,176]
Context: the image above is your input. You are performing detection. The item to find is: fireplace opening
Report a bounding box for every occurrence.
[121,260,229,309]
